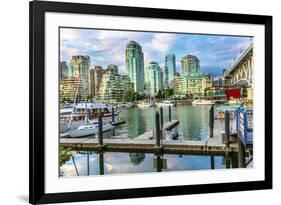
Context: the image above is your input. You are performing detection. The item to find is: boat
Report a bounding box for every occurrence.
[69,123,113,138]
[137,101,156,108]
[60,101,120,120]
[226,99,241,105]
[117,102,135,108]
[192,99,215,106]
[156,100,175,107]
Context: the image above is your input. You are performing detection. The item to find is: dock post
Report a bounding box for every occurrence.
[87,152,90,176]
[111,107,115,123]
[225,110,230,148]
[160,107,163,128]
[168,105,171,122]
[209,105,214,138]
[210,155,215,169]
[155,112,161,147]
[238,138,246,168]
[99,152,104,175]
[98,114,103,146]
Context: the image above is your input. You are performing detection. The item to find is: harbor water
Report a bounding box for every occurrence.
[60,105,239,177]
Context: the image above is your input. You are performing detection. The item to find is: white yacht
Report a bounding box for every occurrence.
[69,123,113,138]
[137,101,156,108]
[192,99,215,106]
[156,100,176,107]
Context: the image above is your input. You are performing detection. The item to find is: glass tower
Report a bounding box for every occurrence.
[181,55,200,75]
[125,41,145,93]
[164,54,176,89]
[145,61,162,97]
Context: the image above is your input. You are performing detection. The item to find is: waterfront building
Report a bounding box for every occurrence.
[125,41,145,93]
[106,64,118,75]
[181,55,200,75]
[89,66,104,98]
[70,55,90,100]
[59,61,69,83]
[173,73,213,98]
[60,77,84,102]
[145,61,163,97]
[98,73,132,102]
[164,54,176,89]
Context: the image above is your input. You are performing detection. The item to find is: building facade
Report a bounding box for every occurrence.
[164,54,176,89]
[89,66,104,98]
[174,73,213,98]
[145,61,163,97]
[60,77,84,102]
[98,73,132,102]
[106,64,118,75]
[70,55,90,100]
[59,61,69,83]
[125,41,145,93]
[181,55,200,75]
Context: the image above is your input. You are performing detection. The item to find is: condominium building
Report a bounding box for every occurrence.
[89,66,104,98]
[164,54,176,89]
[70,55,90,100]
[106,64,118,75]
[145,61,163,97]
[181,55,200,75]
[174,73,213,97]
[59,61,69,83]
[98,73,132,102]
[60,77,85,102]
[125,41,145,93]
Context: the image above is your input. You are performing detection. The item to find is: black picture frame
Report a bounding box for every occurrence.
[29,0,272,204]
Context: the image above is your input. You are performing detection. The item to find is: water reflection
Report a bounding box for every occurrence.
[115,105,210,140]
[60,150,238,177]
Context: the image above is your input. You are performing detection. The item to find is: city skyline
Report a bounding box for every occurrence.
[60,28,252,77]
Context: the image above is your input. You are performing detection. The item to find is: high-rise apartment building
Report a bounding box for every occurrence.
[164,54,176,89]
[125,41,144,93]
[181,55,200,75]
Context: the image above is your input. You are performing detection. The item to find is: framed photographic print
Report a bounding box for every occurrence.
[29,0,272,204]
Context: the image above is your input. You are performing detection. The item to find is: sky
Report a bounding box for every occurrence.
[60,28,252,77]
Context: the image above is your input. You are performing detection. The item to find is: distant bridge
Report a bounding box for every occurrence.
[224,44,253,87]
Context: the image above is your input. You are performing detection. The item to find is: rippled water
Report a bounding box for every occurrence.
[60,105,239,177]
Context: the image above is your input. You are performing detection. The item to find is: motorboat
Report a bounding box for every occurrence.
[192,99,215,106]
[137,101,156,108]
[156,100,175,107]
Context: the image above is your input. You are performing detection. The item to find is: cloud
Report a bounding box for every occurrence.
[60,28,252,77]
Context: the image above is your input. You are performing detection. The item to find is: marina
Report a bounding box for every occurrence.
[60,103,253,176]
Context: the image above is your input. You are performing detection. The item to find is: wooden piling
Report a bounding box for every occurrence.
[209,105,214,138]
[168,105,171,122]
[99,153,104,175]
[155,112,161,147]
[225,110,230,148]
[98,114,103,146]
[238,137,246,168]
[210,155,215,169]
[160,107,163,128]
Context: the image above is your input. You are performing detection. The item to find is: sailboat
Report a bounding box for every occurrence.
[60,68,113,138]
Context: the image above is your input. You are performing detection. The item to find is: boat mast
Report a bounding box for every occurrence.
[67,65,81,129]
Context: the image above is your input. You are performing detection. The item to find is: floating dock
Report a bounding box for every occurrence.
[60,120,238,155]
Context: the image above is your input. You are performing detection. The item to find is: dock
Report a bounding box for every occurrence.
[60,106,251,168]
[60,119,238,155]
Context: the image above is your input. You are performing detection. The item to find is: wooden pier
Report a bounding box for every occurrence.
[60,105,250,168]
[60,119,238,155]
